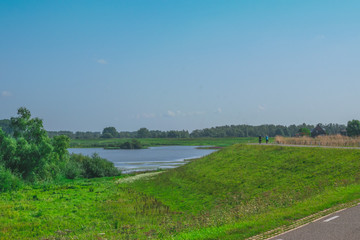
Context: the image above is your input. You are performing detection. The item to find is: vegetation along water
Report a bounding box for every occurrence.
[2,142,360,239]
[2,108,360,239]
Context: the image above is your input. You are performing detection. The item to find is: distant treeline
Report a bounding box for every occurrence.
[0,119,346,139]
[190,123,346,138]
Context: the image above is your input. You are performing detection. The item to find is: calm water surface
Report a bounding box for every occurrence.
[69,146,216,173]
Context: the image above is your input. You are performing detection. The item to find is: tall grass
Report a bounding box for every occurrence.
[275,134,360,147]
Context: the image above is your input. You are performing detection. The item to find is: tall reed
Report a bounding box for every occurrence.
[275,134,360,147]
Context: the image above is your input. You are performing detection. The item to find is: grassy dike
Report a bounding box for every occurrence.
[1,144,360,239]
[130,144,360,239]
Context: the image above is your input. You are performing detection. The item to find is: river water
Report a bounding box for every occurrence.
[68,146,216,173]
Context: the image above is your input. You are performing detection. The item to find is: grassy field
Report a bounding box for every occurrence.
[1,144,360,239]
[69,137,258,148]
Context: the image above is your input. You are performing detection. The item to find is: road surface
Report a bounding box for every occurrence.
[268,203,360,239]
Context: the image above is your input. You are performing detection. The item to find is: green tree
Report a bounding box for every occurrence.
[275,128,284,136]
[0,129,16,167]
[298,127,311,137]
[137,128,150,138]
[131,139,142,149]
[0,119,12,135]
[8,108,53,181]
[346,120,360,137]
[101,127,118,138]
[0,107,70,182]
[10,107,31,138]
[52,135,70,160]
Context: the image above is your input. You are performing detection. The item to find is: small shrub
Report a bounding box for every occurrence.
[116,139,143,149]
[69,153,121,179]
[64,160,83,179]
[0,165,22,192]
[82,153,121,178]
[130,139,142,149]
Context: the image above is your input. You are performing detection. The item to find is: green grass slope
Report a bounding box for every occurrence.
[2,144,360,239]
[130,144,360,239]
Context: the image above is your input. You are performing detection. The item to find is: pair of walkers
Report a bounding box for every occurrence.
[258,135,269,144]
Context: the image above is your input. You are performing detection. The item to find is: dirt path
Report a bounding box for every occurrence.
[116,171,163,184]
[247,143,360,150]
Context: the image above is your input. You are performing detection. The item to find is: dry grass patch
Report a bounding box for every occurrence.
[275,135,360,147]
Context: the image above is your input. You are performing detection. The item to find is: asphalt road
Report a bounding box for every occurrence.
[268,204,360,240]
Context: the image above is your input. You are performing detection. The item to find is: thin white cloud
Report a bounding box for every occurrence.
[1,91,12,97]
[167,110,177,117]
[165,110,205,118]
[258,105,265,111]
[216,108,222,114]
[97,59,107,64]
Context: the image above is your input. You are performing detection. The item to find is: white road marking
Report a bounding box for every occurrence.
[323,215,339,222]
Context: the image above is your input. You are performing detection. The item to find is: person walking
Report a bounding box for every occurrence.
[266,135,269,144]
[258,135,262,144]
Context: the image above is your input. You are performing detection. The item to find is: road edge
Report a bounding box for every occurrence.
[246,199,360,240]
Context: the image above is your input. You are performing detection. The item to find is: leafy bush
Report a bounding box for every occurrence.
[64,159,83,179]
[103,139,143,149]
[0,165,22,192]
[346,119,360,137]
[69,153,121,178]
[120,139,143,149]
[298,127,311,136]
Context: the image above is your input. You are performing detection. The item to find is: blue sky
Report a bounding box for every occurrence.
[1,0,360,131]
